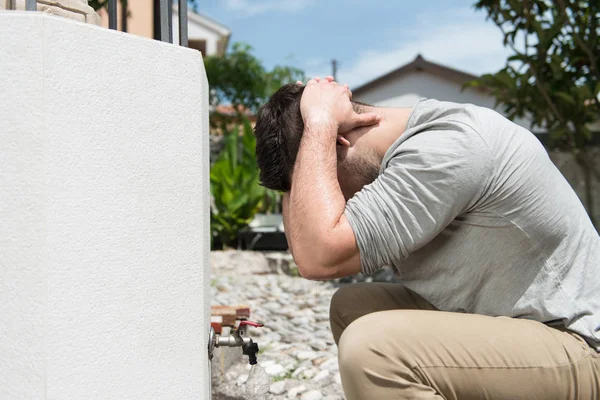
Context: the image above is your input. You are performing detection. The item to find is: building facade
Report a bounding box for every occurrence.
[98,0,230,56]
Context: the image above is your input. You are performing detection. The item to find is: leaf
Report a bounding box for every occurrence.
[555,91,576,105]
[550,126,566,141]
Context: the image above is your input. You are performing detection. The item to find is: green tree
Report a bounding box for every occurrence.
[467,0,600,227]
[204,42,305,112]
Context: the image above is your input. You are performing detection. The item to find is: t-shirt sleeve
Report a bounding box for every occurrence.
[344,129,493,275]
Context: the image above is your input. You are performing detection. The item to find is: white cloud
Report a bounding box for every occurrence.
[308,8,514,88]
[224,0,316,18]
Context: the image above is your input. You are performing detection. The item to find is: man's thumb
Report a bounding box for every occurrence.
[354,112,381,128]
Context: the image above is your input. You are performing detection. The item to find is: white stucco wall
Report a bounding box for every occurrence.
[0,12,210,400]
[354,70,534,130]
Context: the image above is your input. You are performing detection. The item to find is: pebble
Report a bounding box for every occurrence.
[287,385,307,398]
[296,351,320,360]
[320,358,339,371]
[310,340,329,351]
[301,390,323,400]
[236,374,248,387]
[264,363,286,377]
[300,367,318,379]
[334,372,342,385]
[291,365,309,379]
[269,380,286,395]
[291,316,311,326]
[314,370,330,382]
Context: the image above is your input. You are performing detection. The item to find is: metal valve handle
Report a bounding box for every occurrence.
[238,320,264,328]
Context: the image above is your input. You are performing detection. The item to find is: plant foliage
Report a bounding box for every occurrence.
[467,0,600,226]
[205,42,305,112]
[210,119,266,248]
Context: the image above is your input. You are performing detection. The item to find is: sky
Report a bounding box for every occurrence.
[197,0,514,88]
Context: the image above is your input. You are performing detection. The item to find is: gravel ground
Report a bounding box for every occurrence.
[210,251,346,400]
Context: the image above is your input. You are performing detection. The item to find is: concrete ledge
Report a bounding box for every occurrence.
[0,0,100,24]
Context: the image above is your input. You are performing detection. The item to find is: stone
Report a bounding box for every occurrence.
[314,330,332,339]
[300,367,318,379]
[291,365,308,379]
[269,380,287,395]
[314,369,330,383]
[301,390,323,400]
[296,351,320,360]
[265,251,297,275]
[312,356,330,366]
[315,313,330,322]
[210,250,271,275]
[236,374,248,387]
[260,360,275,368]
[264,363,286,377]
[262,332,282,345]
[0,0,100,25]
[320,358,339,371]
[287,385,307,398]
[333,372,342,385]
[309,339,329,351]
[262,301,281,311]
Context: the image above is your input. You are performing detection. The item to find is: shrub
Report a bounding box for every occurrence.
[210,118,266,248]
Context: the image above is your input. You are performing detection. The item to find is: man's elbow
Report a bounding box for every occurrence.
[294,244,354,281]
[296,263,338,281]
[296,261,334,281]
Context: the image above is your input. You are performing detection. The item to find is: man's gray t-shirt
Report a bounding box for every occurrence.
[344,99,600,351]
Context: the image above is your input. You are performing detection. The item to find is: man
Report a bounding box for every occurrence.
[253,76,600,399]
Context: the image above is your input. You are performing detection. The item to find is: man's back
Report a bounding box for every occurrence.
[345,99,600,350]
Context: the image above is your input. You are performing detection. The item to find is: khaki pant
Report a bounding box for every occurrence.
[330,283,600,399]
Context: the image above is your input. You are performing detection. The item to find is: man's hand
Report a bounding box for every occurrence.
[299,79,381,134]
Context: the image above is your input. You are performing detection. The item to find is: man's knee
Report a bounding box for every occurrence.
[338,313,374,368]
[329,285,357,344]
[338,312,426,398]
[329,285,355,322]
[330,283,412,345]
[329,283,388,326]
[338,311,419,367]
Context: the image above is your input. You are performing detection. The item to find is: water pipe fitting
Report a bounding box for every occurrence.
[208,320,264,365]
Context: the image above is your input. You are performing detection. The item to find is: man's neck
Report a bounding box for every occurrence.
[371,107,415,157]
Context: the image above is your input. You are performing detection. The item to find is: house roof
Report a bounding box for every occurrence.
[352,54,480,96]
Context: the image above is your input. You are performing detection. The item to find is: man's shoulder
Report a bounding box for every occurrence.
[409,98,504,130]
[383,100,492,166]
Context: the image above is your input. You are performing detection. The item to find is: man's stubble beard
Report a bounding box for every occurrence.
[338,147,383,200]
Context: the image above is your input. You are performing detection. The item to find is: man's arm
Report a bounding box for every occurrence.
[283,79,380,280]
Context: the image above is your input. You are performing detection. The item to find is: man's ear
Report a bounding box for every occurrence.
[336,135,351,147]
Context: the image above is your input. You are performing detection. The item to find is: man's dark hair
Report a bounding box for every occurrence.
[254,83,305,192]
[254,83,370,192]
